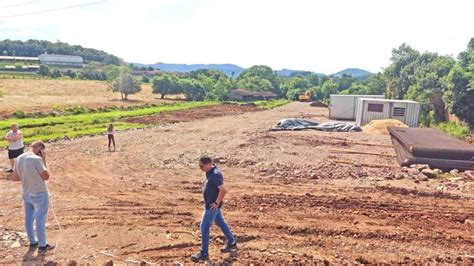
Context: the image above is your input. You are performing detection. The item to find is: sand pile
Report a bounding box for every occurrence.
[362,119,408,135]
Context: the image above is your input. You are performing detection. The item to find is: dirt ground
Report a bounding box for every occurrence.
[0,79,178,117]
[123,104,260,125]
[0,102,473,264]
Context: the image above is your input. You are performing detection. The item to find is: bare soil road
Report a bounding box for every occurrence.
[1,102,473,264]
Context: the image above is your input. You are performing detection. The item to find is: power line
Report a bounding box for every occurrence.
[0,0,107,19]
[0,1,40,9]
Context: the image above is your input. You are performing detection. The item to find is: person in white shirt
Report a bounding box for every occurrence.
[4,123,24,173]
[8,140,55,252]
[106,124,116,151]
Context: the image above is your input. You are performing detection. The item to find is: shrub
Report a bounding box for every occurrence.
[64,105,87,115]
[13,110,26,118]
[435,121,470,139]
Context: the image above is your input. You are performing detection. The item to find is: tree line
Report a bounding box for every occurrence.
[3,38,472,128]
[0,39,122,65]
[101,38,474,129]
[282,39,473,128]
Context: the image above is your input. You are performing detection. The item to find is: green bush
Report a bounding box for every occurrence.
[13,110,26,118]
[64,105,87,115]
[434,121,470,139]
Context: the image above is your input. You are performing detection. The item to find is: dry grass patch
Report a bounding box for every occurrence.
[0,79,175,117]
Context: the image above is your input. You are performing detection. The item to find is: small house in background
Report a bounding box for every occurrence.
[228,89,278,101]
[356,98,421,127]
[38,54,83,67]
[329,94,385,120]
[228,89,255,101]
[254,91,278,100]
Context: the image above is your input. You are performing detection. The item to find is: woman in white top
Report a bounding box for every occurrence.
[106,124,116,151]
[4,123,24,173]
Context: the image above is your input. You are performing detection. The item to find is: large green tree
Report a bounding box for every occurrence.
[112,72,141,100]
[384,43,420,99]
[104,65,131,82]
[179,79,206,101]
[152,74,181,99]
[383,44,458,125]
[444,39,474,128]
[283,75,311,100]
[404,53,455,123]
[237,65,282,96]
[314,79,339,100]
[212,77,233,100]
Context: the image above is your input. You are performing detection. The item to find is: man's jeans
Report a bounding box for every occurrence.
[22,192,49,247]
[200,208,235,255]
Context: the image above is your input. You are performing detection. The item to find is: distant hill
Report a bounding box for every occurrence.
[145,62,245,77]
[332,68,371,79]
[276,69,324,77]
[0,39,122,65]
[143,63,327,77]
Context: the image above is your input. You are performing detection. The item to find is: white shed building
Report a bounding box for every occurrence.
[355,98,421,127]
[38,54,83,67]
[329,94,385,120]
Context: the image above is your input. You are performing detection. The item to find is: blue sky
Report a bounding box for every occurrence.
[1,0,473,74]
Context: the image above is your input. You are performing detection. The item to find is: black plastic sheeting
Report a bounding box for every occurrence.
[315,121,362,132]
[271,118,362,132]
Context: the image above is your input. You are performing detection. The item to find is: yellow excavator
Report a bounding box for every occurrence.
[298,90,312,102]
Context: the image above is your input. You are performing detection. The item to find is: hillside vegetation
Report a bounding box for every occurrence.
[0,39,121,64]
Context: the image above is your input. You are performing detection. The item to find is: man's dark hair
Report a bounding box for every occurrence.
[200,156,213,165]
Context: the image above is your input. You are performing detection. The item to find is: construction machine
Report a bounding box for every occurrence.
[298,90,312,102]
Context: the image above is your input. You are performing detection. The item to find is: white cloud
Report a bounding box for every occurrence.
[1,0,473,73]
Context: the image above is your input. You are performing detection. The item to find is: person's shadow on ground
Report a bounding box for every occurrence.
[22,248,50,265]
[22,247,37,262]
[226,252,239,263]
[217,251,238,265]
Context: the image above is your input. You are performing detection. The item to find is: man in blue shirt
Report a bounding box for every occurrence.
[191,156,237,262]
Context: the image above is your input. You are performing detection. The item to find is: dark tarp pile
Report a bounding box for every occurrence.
[389,127,474,171]
[271,118,361,132]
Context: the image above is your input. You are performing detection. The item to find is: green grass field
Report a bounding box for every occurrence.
[0,72,39,78]
[254,99,290,109]
[0,99,289,147]
[0,101,219,147]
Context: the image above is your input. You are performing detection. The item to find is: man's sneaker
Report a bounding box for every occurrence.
[38,243,56,252]
[191,253,209,262]
[5,168,13,173]
[220,242,237,253]
[29,242,38,248]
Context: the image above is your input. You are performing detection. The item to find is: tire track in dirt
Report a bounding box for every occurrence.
[224,190,474,249]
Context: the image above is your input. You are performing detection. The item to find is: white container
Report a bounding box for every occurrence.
[356,98,421,127]
[329,94,385,120]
